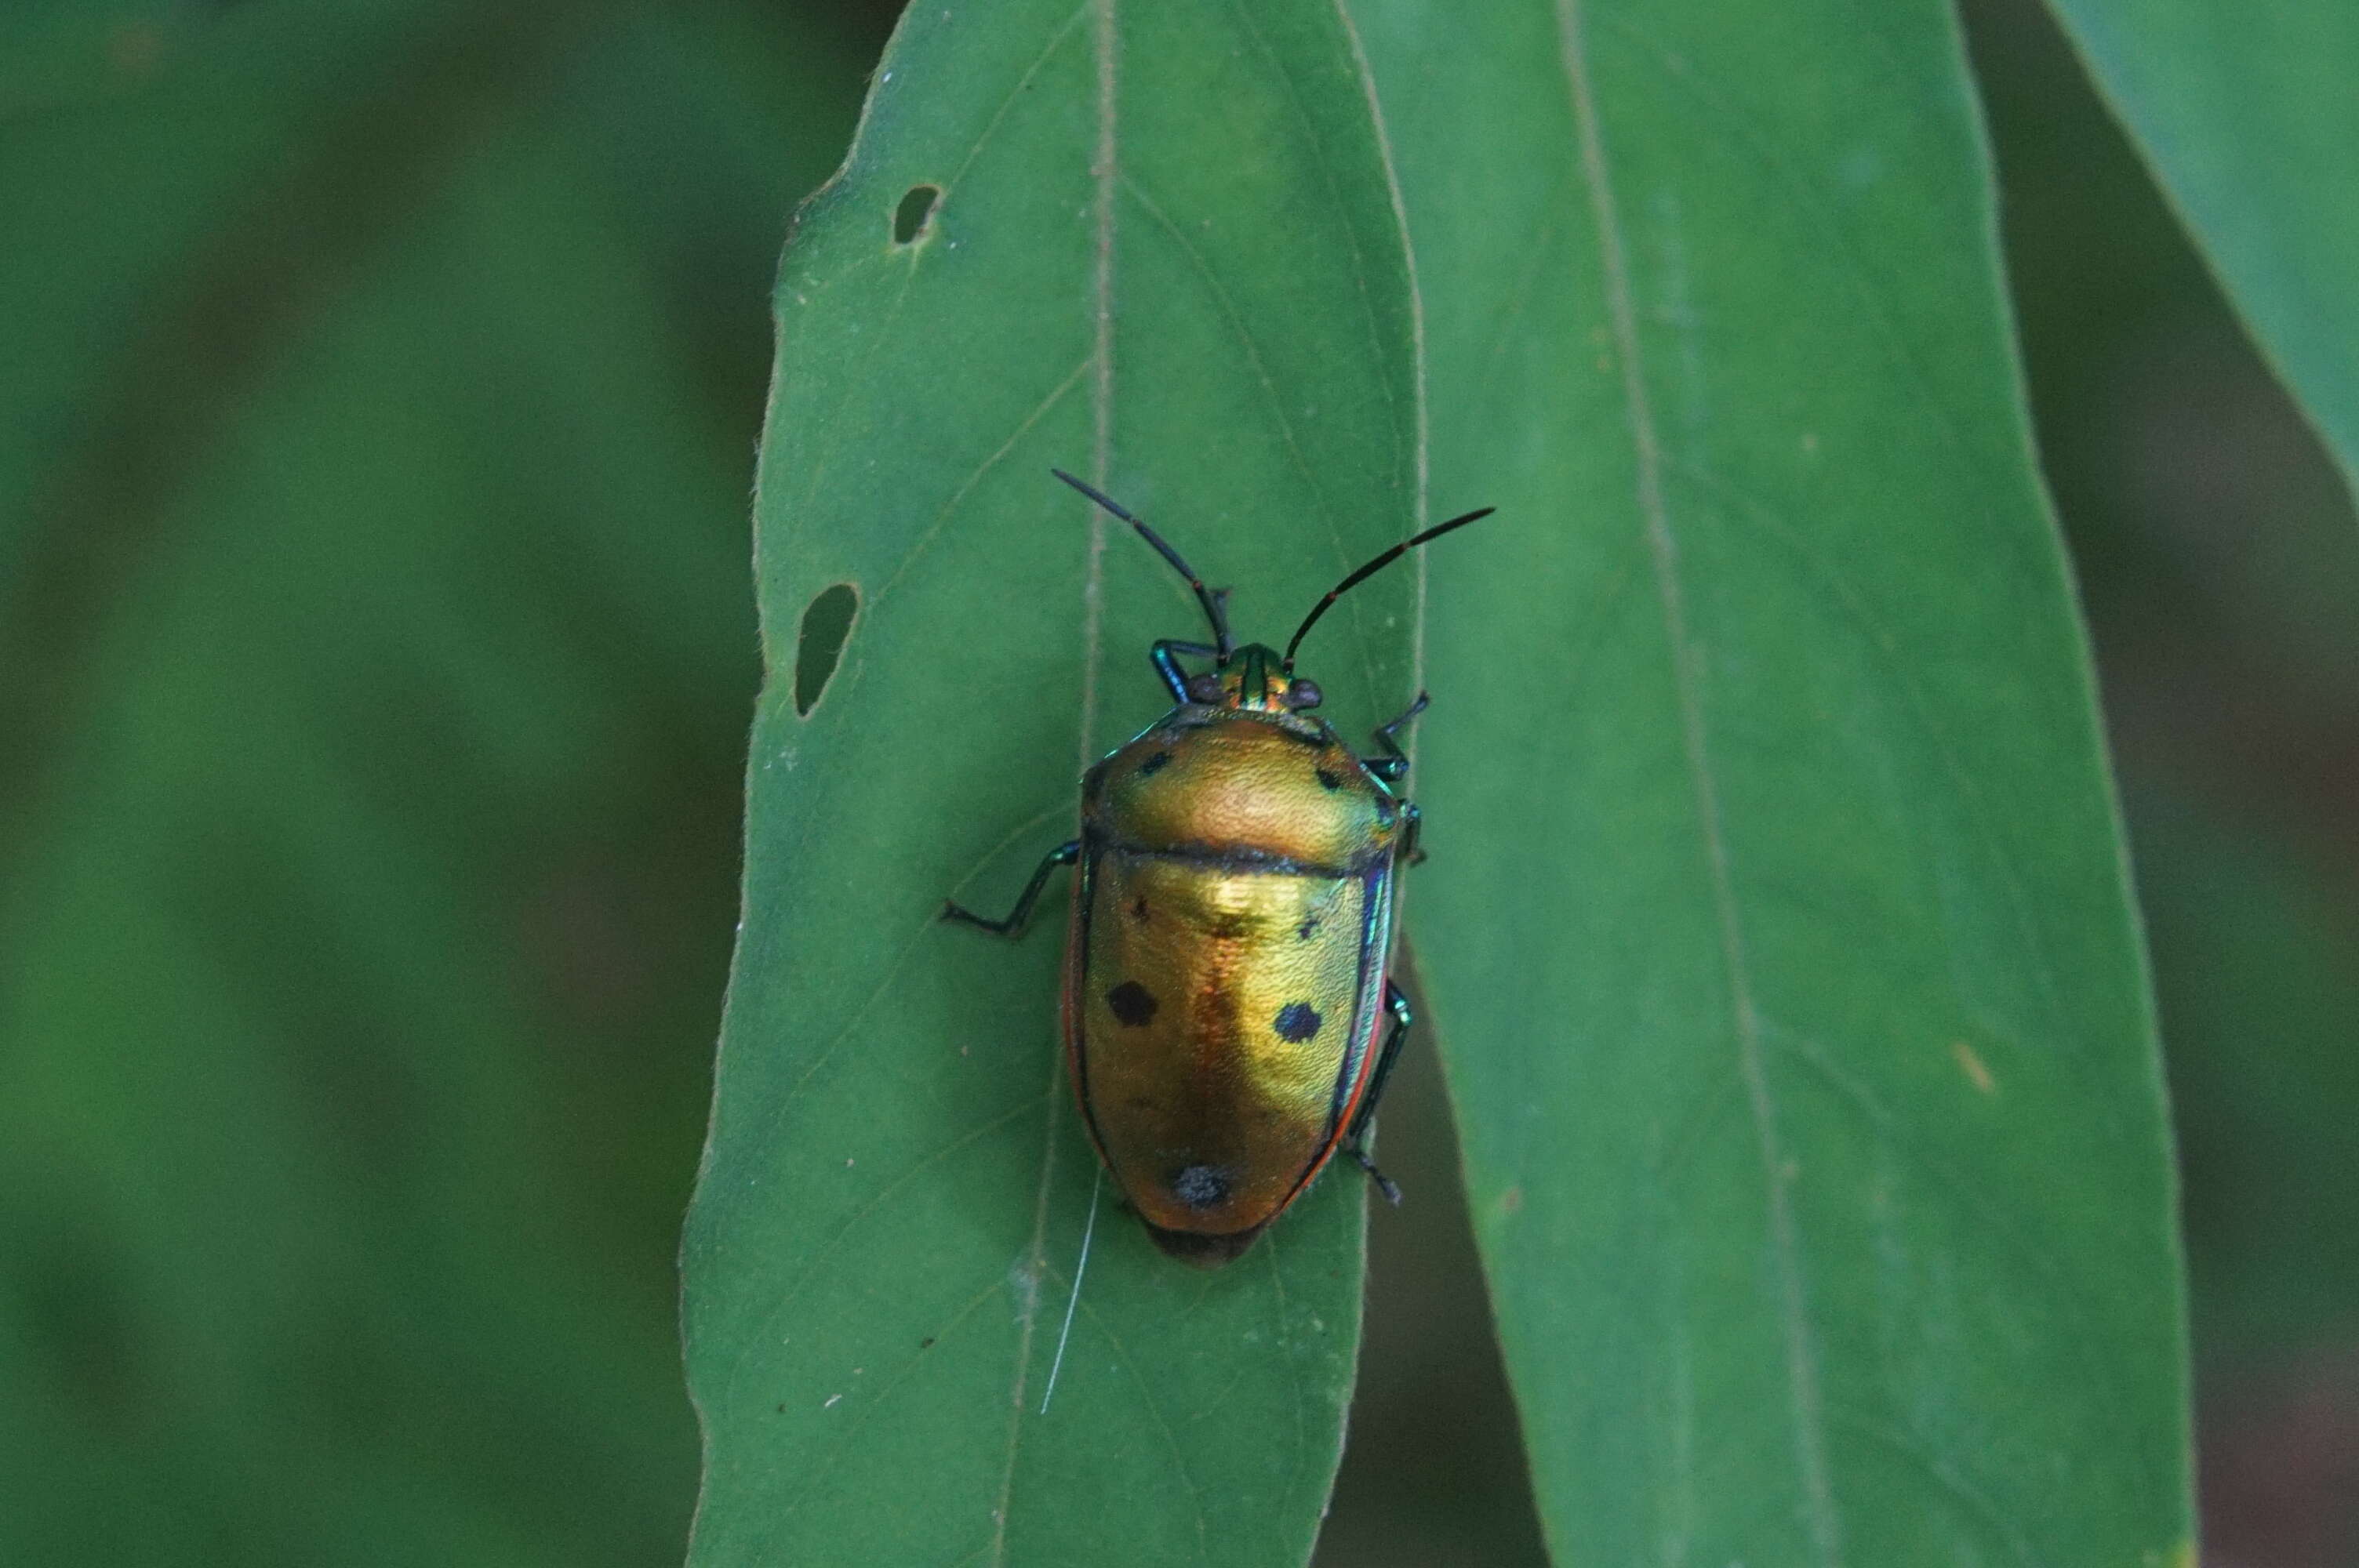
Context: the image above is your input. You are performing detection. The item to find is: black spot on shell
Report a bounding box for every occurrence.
[1130,895,1149,922]
[1297,916,1319,942]
[1314,766,1343,790]
[1139,750,1172,776]
[1172,1164,1230,1210]
[1274,1002,1322,1042]
[1107,980,1158,1027]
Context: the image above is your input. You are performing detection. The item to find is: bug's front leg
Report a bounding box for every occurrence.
[1150,639,1221,703]
[941,840,1080,937]
[1365,691,1430,782]
[1342,979,1414,1206]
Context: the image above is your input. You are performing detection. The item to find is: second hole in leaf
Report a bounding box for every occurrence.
[892,184,940,245]
[794,583,859,716]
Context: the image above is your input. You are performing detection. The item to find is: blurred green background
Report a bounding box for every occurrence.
[1,2,2350,1564]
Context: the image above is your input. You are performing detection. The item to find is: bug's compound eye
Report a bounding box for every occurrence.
[1285,678,1322,710]
[1186,673,1224,703]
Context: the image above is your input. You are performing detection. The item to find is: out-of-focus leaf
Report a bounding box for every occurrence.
[2041,0,2359,503]
[0,0,213,118]
[2128,784,2359,1356]
[1965,0,2359,692]
[682,3,1427,1564]
[1350,0,2194,1560]
[0,5,865,1562]
[1969,0,2359,1364]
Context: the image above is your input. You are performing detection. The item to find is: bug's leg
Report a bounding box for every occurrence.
[1399,802,1426,867]
[1342,981,1414,1206]
[1346,1146,1401,1205]
[1150,641,1222,703]
[1364,691,1430,782]
[942,840,1080,937]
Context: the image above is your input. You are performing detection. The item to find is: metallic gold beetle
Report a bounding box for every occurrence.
[945,470,1491,1267]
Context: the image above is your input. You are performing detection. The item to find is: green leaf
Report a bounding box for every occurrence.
[0,5,863,1563]
[2039,0,2359,504]
[1350,0,2195,1560]
[682,4,1426,1565]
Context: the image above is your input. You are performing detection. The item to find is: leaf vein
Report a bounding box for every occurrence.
[747,798,1069,1159]
[869,354,1096,617]
[1332,0,1434,724]
[1260,1226,1312,1518]
[987,7,1118,1563]
[1070,1295,1216,1565]
[761,1279,1009,1546]
[1116,173,1376,702]
[1555,2,1843,1563]
[721,1096,1046,1417]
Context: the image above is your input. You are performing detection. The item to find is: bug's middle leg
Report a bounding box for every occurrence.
[1342,979,1414,1205]
[1365,691,1430,782]
[941,840,1079,937]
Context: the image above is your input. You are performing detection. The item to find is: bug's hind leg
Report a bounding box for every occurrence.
[942,840,1080,937]
[1365,691,1430,782]
[1342,981,1414,1206]
[1346,1145,1402,1207]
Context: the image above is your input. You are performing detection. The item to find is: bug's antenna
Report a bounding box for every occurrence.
[1283,506,1496,672]
[1053,469,1230,658]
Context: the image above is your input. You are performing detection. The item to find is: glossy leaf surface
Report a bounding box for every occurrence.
[682,3,1425,1563]
[2044,0,2359,500]
[1350,0,2196,1561]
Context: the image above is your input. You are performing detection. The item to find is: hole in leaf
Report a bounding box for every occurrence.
[892,183,940,244]
[794,583,858,716]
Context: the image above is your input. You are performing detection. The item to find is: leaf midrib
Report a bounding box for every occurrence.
[1552,1,1843,1563]
[983,2,1124,1563]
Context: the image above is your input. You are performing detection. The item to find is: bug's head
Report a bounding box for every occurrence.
[1184,644,1324,712]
